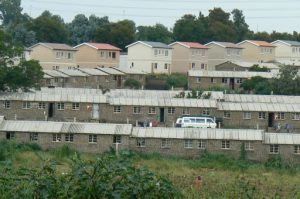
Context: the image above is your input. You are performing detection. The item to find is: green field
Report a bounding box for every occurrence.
[1,142,300,198]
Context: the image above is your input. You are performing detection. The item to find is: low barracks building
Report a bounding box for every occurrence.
[1,117,300,164]
[0,88,299,130]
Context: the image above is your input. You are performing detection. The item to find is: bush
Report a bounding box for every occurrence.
[50,145,77,159]
[124,78,142,89]
[165,73,187,90]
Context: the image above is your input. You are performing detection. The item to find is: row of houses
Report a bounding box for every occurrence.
[41,67,146,89]
[26,40,300,74]
[1,116,300,164]
[0,88,299,130]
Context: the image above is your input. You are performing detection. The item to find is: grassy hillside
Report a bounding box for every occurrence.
[1,141,300,198]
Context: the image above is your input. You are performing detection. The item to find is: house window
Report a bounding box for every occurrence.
[202,109,210,116]
[30,133,38,142]
[201,63,205,69]
[154,63,158,69]
[258,112,266,119]
[184,140,193,148]
[3,101,11,109]
[133,106,141,114]
[201,50,205,56]
[52,134,62,142]
[113,106,121,113]
[292,113,300,120]
[72,103,80,110]
[108,52,112,58]
[57,103,65,110]
[136,138,146,147]
[100,51,105,58]
[131,62,134,68]
[165,50,168,56]
[294,145,300,154]
[65,134,74,142]
[224,111,231,118]
[38,102,46,109]
[198,140,206,149]
[221,140,230,149]
[22,101,31,109]
[164,63,168,70]
[245,142,254,151]
[197,77,201,83]
[161,139,171,148]
[6,132,15,140]
[211,78,216,83]
[243,112,251,119]
[167,107,175,114]
[112,52,116,59]
[113,135,122,144]
[191,63,196,69]
[269,144,279,154]
[148,107,156,114]
[182,108,190,115]
[154,49,158,55]
[275,112,285,120]
[222,78,228,84]
[89,134,97,143]
[113,75,117,81]
[67,52,72,59]
[236,78,242,84]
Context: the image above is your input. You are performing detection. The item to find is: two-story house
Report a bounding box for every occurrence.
[74,42,121,68]
[237,40,276,63]
[28,43,77,69]
[205,41,243,70]
[168,42,209,73]
[271,40,300,64]
[126,41,172,74]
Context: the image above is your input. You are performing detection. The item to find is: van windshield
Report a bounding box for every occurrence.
[207,119,214,123]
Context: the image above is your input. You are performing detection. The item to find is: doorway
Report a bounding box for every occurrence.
[117,76,122,88]
[48,103,54,118]
[229,78,235,90]
[159,108,165,123]
[268,113,274,127]
[91,104,100,119]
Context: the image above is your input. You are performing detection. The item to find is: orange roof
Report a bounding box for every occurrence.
[179,42,209,49]
[247,40,275,47]
[86,43,121,51]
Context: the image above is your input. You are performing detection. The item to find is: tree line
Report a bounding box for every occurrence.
[2,0,300,50]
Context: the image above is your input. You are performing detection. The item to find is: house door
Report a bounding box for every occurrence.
[117,76,122,88]
[48,103,54,118]
[229,78,235,90]
[91,104,100,119]
[159,108,165,123]
[268,113,275,127]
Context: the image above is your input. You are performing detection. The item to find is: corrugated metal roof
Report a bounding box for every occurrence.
[109,97,217,108]
[58,69,88,77]
[0,120,132,135]
[229,61,280,69]
[264,133,300,145]
[224,94,300,104]
[188,70,275,78]
[43,70,70,78]
[218,102,300,112]
[132,127,263,140]
[78,68,108,76]
[97,67,125,75]
[112,67,147,75]
[107,89,184,98]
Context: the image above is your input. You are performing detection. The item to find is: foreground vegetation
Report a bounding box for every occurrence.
[1,141,300,198]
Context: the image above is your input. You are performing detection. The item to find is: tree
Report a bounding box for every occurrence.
[0,0,23,26]
[67,14,90,45]
[271,65,300,95]
[28,11,68,43]
[136,23,173,44]
[248,65,269,72]
[173,14,201,42]
[240,76,271,94]
[124,78,142,89]
[231,9,249,42]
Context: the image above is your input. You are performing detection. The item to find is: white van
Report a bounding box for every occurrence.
[175,116,217,128]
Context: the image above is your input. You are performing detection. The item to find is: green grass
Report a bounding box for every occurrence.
[1,142,300,198]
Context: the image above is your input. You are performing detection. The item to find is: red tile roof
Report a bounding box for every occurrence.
[179,42,209,49]
[247,40,275,47]
[86,43,121,51]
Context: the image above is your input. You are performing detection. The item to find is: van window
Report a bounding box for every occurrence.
[190,118,196,123]
[196,119,205,123]
[184,119,190,123]
[207,119,214,123]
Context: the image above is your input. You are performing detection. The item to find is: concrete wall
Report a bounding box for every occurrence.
[188,76,243,90]
[171,43,208,73]
[30,45,77,69]
[127,43,172,74]
[238,42,275,62]
[75,44,120,68]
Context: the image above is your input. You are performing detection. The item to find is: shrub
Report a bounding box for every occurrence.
[124,78,142,89]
